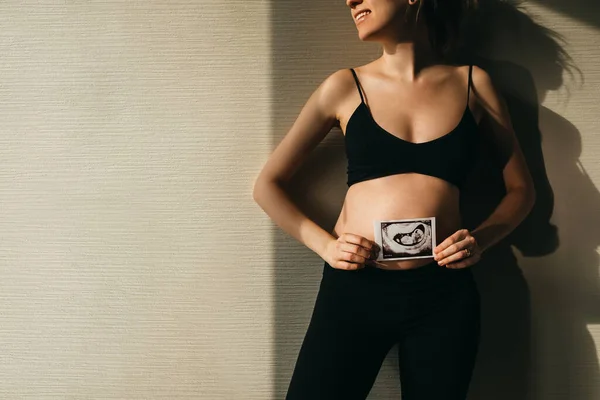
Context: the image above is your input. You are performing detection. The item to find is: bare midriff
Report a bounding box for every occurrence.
[332,173,462,270]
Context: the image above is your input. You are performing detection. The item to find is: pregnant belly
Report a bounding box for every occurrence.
[332,174,463,270]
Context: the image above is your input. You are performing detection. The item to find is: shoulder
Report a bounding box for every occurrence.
[468,65,512,126]
[447,64,489,84]
[316,68,358,102]
[465,65,500,107]
[428,64,471,85]
[445,64,497,123]
[308,68,360,120]
[470,65,494,89]
[323,60,381,93]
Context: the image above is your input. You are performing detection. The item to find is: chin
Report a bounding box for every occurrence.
[356,25,374,40]
[356,21,389,43]
[357,29,382,43]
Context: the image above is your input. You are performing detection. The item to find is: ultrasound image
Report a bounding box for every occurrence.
[374,218,436,260]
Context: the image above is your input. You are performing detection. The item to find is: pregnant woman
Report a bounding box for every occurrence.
[253,0,536,399]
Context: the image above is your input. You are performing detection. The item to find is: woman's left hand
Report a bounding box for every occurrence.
[433,229,482,269]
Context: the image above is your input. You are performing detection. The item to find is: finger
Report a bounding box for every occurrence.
[340,251,368,266]
[434,229,470,255]
[342,233,373,251]
[438,247,471,266]
[444,255,479,269]
[335,260,364,270]
[340,243,371,259]
[435,236,474,262]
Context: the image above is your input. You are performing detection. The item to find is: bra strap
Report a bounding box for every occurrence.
[467,64,473,104]
[349,68,365,104]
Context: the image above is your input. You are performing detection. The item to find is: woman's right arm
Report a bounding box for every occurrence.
[252,70,376,269]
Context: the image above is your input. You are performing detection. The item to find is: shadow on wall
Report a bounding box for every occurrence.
[272,1,599,399]
[270,0,380,397]
[455,1,599,399]
[530,0,600,29]
[270,1,379,397]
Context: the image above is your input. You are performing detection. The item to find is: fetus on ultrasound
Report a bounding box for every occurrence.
[374,218,436,260]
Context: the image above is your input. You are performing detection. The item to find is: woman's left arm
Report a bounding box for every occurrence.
[434,66,537,268]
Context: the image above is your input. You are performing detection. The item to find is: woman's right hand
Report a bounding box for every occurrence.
[325,233,381,270]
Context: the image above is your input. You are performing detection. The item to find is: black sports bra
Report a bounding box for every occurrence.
[345,65,479,189]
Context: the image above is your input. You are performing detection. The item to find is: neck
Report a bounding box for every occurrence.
[378,25,440,82]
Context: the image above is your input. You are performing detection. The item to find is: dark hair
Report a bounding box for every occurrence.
[414,0,478,58]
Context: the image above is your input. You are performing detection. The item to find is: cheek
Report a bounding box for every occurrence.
[366,4,404,32]
[380,0,406,17]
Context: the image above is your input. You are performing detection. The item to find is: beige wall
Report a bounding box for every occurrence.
[0,1,598,399]
[518,2,600,399]
[0,1,273,398]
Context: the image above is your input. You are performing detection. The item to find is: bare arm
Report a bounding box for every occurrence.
[253,70,375,267]
[469,65,537,253]
[434,66,536,267]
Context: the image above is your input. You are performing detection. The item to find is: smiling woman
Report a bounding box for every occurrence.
[254,0,536,398]
[351,0,478,58]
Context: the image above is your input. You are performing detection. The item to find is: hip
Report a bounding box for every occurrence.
[320,259,479,315]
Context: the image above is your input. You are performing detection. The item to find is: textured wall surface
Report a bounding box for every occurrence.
[0,1,598,399]
[518,3,600,399]
[0,1,273,398]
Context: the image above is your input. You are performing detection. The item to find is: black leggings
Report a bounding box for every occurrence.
[286,260,481,400]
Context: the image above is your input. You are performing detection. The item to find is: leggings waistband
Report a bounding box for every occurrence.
[323,258,471,283]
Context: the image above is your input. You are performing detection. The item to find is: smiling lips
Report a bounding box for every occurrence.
[354,9,371,24]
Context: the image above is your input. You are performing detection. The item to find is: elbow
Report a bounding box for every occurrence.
[524,174,537,210]
[252,177,265,205]
[530,183,537,203]
[507,183,536,215]
[519,183,536,215]
[252,175,278,206]
[527,185,537,213]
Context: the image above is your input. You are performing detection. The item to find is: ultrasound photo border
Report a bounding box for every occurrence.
[372,217,437,261]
